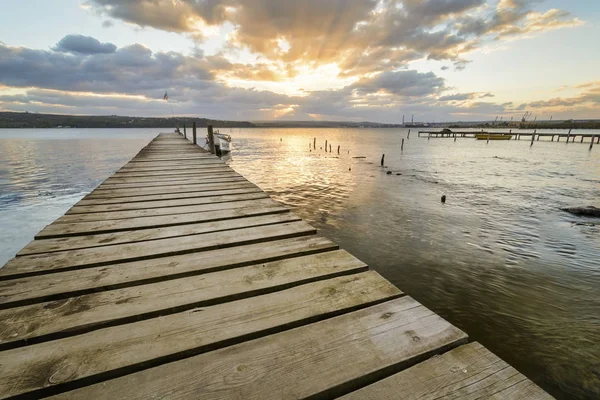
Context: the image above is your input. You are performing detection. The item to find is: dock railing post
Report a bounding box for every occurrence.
[207,125,216,154]
[192,122,197,145]
[591,135,595,150]
[183,124,187,139]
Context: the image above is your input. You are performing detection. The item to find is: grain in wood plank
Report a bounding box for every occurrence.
[67,192,269,214]
[2,236,337,309]
[35,205,287,239]
[102,172,240,185]
[123,159,224,167]
[0,272,400,399]
[339,342,553,400]
[97,176,247,189]
[112,169,232,178]
[4,221,314,277]
[84,182,257,199]
[116,164,226,172]
[75,187,264,206]
[0,250,364,348]
[54,198,279,223]
[48,297,468,400]
[19,212,299,256]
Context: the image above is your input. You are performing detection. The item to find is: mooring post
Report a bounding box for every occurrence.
[313,137,316,149]
[591,135,595,150]
[407,129,411,139]
[192,122,197,145]
[329,144,331,153]
[183,124,187,139]
[337,145,340,154]
[567,128,571,143]
[581,136,584,143]
[401,138,404,151]
[530,133,534,146]
[325,140,328,152]
[207,125,215,154]
[381,154,385,167]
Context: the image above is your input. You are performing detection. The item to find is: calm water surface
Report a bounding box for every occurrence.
[1,127,599,398]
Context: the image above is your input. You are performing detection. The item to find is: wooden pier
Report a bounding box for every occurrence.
[420,129,599,144]
[0,132,553,399]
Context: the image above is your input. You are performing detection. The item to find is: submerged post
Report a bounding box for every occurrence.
[207,125,215,154]
[407,129,411,139]
[401,138,404,151]
[381,154,385,167]
[192,122,197,145]
[337,145,340,154]
[183,124,187,139]
[590,135,595,150]
[530,133,534,146]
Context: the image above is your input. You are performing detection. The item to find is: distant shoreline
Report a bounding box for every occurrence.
[1,111,599,129]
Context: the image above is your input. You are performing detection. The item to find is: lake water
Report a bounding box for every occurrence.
[1,127,599,398]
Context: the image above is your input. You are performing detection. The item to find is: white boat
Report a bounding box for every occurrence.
[213,130,231,156]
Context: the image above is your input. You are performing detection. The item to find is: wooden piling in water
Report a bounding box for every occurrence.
[192,122,197,145]
[337,145,340,154]
[381,154,385,166]
[401,139,404,151]
[207,125,215,154]
[407,129,411,139]
[591,135,595,150]
[530,133,534,146]
[325,140,328,152]
[183,124,187,139]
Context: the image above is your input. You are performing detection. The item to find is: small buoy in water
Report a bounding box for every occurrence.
[441,195,446,203]
[386,171,392,175]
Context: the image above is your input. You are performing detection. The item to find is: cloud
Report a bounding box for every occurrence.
[351,70,445,97]
[84,0,582,80]
[102,20,114,28]
[53,34,117,54]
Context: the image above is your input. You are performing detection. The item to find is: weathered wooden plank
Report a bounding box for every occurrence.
[133,155,215,160]
[3,236,337,308]
[67,192,269,214]
[116,164,226,172]
[3,221,314,278]
[339,342,553,400]
[0,250,365,349]
[54,198,279,223]
[97,176,247,189]
[35,205,288,239]
[111,169,233,178]
[123,159,224,167]
[75,187,264,206]
[19,212,300,256]
[84,182,256,199]
[48,297,468,400]
[102,172,240,185]
[0,272,400,399]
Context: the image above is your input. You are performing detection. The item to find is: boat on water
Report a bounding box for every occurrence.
[475,133,512,140]
[213,130,232,156]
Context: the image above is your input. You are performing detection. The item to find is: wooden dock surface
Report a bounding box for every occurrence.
[0,132,553,399]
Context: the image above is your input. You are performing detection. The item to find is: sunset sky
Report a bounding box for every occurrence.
[0,0,598,122]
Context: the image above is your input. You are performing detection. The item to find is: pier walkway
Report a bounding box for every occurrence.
[0,132,553,399]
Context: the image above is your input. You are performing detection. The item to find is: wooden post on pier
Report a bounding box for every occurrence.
[329,144,332,153]
[325,140,328,152]
[337,145,340,154]
[313,137,316,149]
[381,154,385,167]
[407,129,411,139]
[401,139,404,151]
[591,135,595,150]
[530,133,534,146]
[192,122,197,145]
[566,129,571,143]
[581,136,584,143]
[183,124,187,139]
[207,125,215,154]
